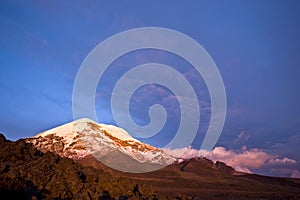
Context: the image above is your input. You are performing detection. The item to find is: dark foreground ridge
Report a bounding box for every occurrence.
[0,133,300,199]
[0,134,152,200]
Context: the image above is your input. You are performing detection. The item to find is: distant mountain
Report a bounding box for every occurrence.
[25,118,175,173]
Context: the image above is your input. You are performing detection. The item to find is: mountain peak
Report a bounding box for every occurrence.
[26,118,175,173]
[36,118,140,143]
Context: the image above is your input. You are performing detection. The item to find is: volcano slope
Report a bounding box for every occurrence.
[77,155,300,199]
[1,133,300,199]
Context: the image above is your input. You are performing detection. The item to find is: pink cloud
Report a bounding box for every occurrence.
[291,170,300,178]
[164,146,297,175]
[205,146,274,173]
[164,146,202,159]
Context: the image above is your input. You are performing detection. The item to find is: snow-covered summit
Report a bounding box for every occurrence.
[26,118,175,171]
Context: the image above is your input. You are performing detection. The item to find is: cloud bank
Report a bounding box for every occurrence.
[164,146,299,177]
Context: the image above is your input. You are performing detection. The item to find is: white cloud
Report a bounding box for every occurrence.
[164,146,297,175]
[164,146,207,159]
[206,146,274,173]
[268,157,296,165]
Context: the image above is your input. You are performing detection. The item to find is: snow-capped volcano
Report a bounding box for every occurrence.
[26,118,175,173]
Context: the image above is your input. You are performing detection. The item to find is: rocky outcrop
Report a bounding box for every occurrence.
[179,157,235,175]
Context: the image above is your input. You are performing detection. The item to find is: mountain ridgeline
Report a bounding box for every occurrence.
[0,119,300,199]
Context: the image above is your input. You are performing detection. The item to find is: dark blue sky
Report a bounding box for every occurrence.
[1,1,300,176]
